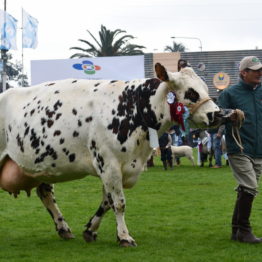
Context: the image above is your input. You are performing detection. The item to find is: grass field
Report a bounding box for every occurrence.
[1,152,262,262]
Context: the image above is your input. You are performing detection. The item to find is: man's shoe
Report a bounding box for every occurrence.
[237,230,262,244]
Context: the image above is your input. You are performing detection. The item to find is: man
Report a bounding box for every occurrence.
[159,130,173,170]
[218,56,262,243]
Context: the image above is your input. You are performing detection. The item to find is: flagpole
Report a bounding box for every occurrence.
[1,0,8,92]
[21,8,24,87]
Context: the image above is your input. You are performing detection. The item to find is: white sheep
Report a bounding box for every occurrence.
[171,145,195,166]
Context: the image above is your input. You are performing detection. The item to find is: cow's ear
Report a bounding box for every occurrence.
[155,63,169,81]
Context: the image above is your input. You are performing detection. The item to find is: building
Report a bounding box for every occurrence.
[145,49,262,98]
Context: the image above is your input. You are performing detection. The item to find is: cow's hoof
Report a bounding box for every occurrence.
[119,239,137,247]
[83,230,97,242]
[58,229,75,239]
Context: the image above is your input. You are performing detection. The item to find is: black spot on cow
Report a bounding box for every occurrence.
[53,100,63,111]
[121,147,126,152]
[85,116,93,123]
[37,100,41,104]
[30,109,35,116]
[94,83,100,87]
[24,126,30,137]
[56,113,62,120]
[54,130,61,136]
[60,138,65,144]
[24,112,28,117]
[47,83,55,86]
[93,89,98,92]
[112,109,116,115]
[107,78,161,144]
[95,206,104,217]
[16,134,24,153]
[42,127,46,134]
[107,118,119,134]
[137,140,140,146]
[30,129,40,149]
[96,153,104,173]
[72,80,77,83]
[35,145,58,164]
[41,140,45,146]
[78,120,82,127]
[47,120,54,128]
[110,80,117,84]
[45,107,55,118]
[33,96,37,101]
[51,163,56,168]
[68,153,76,162]
[73,131,79,137]
[41,118,46,126]
[184,88,200,103]
[8,125,12,132]
[72,108,77,115]
[24,122,28,127]
[54,90,60,94]
[63,148,69,155]
[35,148,40,155]
[90,140,96,150]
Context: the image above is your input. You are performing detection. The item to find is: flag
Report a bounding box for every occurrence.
[0,10,17,50]
[22,9,38,49]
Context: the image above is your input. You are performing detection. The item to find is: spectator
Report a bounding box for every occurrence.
[159,130,173,170]
[208,125,225,168]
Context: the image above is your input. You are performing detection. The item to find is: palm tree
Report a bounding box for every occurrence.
[164,41,187,52]
[70,25,145,58]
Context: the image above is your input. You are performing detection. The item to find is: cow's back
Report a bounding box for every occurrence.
[0,79,151,183]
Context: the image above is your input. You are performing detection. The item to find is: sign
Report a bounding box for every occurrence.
[213,72,230,90]
[31,55,145,85]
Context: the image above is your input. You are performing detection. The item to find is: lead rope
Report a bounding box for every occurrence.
[231,109,245,152]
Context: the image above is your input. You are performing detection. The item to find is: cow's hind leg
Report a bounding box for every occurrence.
[36,183,74,239]
[83,187,110,242]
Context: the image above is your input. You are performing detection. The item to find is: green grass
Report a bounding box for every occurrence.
[1,151,262,262]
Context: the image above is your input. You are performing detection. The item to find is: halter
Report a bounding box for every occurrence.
[186,97,212,116]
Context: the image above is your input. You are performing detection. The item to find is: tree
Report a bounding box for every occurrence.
[0,54,29,92]
[164,41,187,52]
[70,25,145,58]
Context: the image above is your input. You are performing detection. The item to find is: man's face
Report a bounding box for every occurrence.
[241,68,262,86]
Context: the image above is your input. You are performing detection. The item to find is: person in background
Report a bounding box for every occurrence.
[159,130,173,170]
[170,125,183,165]
[208,125,225,168]
[218,56,262,243]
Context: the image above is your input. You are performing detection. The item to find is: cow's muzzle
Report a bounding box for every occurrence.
[208,108,245,127]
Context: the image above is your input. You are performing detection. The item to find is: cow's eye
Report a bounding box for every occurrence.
[184,88,200,103]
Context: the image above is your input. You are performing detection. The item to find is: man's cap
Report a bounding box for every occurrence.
[239,56,262,71]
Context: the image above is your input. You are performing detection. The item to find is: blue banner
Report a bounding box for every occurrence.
[0,10,17,50]
[22,9,38,49]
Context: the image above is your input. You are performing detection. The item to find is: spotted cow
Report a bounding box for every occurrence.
[0,63,229,247]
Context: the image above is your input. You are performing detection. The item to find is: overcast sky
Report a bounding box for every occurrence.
[3,0,262,79]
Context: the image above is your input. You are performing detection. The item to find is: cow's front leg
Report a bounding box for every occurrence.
[101,171,137,247]
[83,186,111,242]
[36,183,74,239]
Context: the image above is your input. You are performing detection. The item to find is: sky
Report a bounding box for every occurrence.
[3,0,262,81]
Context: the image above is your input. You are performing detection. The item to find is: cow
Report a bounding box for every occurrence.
[0,63,232,247]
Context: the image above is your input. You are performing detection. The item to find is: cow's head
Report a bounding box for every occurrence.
[155,63,226,128]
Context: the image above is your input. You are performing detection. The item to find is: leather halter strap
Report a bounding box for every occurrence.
[186,97,212,115]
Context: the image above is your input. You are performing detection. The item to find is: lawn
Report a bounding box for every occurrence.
[1,153,262,262]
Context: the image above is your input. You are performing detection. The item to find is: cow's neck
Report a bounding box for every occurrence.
[137,79,173,135]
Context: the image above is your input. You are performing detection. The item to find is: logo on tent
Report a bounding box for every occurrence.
[72,60,101,75]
